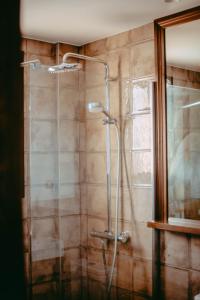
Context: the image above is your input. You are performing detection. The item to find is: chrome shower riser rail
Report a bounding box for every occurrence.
[62,52,112,234]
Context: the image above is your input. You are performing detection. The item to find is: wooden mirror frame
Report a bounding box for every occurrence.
[148,6,200,234]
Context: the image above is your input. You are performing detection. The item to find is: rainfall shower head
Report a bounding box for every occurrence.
[48,62,82,73]
[87,102,115,121]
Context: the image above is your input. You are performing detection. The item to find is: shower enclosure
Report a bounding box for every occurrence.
[24,57,82,299]
[23,48,154,300]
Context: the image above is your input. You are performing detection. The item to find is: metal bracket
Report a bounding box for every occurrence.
[102,118,117,125]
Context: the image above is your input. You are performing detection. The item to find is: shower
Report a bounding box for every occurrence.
[48,62,82,73]
[87,100,128,293]
[48,53,129,294]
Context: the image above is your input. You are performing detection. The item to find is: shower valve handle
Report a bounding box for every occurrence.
[117,231,130,244]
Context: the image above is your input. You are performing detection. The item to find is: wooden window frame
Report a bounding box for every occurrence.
[148,6,200,235]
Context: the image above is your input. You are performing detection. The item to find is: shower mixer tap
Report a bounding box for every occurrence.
[90,230,129,244]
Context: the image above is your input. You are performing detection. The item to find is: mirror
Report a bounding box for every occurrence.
[166,19,200,220]
[152,6,200,227]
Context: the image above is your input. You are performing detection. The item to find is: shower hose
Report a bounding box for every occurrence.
[107,122,121,295]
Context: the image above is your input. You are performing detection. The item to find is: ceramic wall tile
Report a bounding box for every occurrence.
[86,119,106,152]
[87,184,107,218]
[62,248,81,281]
[32,258,59,284]
[59,119,79,151]
[87,248,107,283]
[59,152,79,184]
[85,55,106,88]
[61,215,80,248]
[113,188,132,222]
[161,231,189,268]
[131,222,152,260]
[116,255,133,290]
[107,51,120,79]
[64,279,82,300]
[106,31,129,51]
[58,88,79,120]
[31,199,58,218]
[130,41,155,78]
[129,23,154,44]
[86,152,107,184]
[30,153,57,185]
[191,237,200,271]
[31,120,57,152]
[160,266,188,300]
[30,87,57,119]
[58,43,78,57]
[26,39,55,57]
[59,192,80,216]
[132,187,153,222]
[32,281,58,300]
[133,258,152,296]
[32,217,58,241]
[84,39,107,57]
[118,48,131,79]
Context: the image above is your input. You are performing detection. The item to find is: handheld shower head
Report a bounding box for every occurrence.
[48,62,82,74]
[87,102,116,122]
[87,102,104,113]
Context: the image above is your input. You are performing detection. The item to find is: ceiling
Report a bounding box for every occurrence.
[20,0,200,46]
[166,19,200,72]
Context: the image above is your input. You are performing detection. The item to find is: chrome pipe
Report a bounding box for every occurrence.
[104,64,112,234]
[62,52,112,234]
[62,52,107,67]
[20,59,40,68]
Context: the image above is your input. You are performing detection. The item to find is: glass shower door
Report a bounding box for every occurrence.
[27,63,63,299]
[25,61,82,299]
